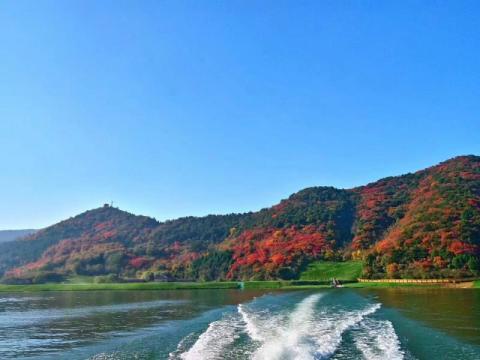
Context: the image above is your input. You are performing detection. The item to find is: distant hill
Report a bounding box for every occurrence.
[0,230,36,243]
[0,155,479,283]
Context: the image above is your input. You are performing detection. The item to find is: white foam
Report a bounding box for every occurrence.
[168,332,198,359]
[177,294,386,360]
[246,295,381,360]
[0,296,49,303]
[238,304,265,342]
[179,315,240,360]
[252,293,324,360]
[312,303,381,358]
[354,318,404,360]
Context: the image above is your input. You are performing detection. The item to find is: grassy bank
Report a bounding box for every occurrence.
[242,281,291,289]
[0,280,331,292]
[244,280,477,290]
[0,281,469,292]
[344,282,449,288]
[275,281,450,290]
[0,281,240,292]
[299,261,363,281]
[242,280,342,289]
[0,278,477,292]
[64,275,96,284]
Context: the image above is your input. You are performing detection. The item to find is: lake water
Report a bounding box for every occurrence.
[0,288,479,359]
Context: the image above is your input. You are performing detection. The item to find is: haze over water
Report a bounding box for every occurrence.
[0,289,478,359]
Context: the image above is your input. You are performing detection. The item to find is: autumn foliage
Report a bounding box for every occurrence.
[226,225,332,280]
[1,155,479,282]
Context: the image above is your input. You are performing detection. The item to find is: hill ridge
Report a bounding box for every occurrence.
[1,155,479,282]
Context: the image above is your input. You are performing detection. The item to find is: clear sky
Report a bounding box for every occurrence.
[1,1,479,229]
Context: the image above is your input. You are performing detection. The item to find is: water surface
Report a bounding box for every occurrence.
[0,288,478,359]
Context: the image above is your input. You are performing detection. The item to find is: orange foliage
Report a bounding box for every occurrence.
[449,241,477,255]
[227,226,330,278]
[128,257,151,269]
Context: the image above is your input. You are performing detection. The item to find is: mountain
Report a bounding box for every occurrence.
[0,205,159,278]
[0,230,36,243]
[1,155,479,283]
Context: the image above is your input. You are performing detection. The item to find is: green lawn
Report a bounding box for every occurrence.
[299,261,363,281]
[2,273,476,292]
[243,281,445,290]
[344,282,444,288]
[64,275,96,284]
[0,279,474,292]
[0,281,240,292]
[242,281,290,289]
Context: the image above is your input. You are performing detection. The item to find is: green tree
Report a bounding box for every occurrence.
[467,257,479,274]
[105,252,124,274]
[452,254,469,269]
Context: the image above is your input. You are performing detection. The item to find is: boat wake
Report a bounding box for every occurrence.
[353,318,404,360]
[174,293,405,360]
[177,313,242,360]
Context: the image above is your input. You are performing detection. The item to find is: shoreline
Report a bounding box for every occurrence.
[0,279,477,292]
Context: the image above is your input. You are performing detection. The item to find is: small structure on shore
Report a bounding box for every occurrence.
[331,278,343,288]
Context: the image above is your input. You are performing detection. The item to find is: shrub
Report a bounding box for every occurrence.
[32,271,65,284]
[386,263,400,278]
[94,274,119,283]
[468,257,480,274]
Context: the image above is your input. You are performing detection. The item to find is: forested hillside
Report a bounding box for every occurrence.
[1,155,479,283]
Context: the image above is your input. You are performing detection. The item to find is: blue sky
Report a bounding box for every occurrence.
[1,1,479,229]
